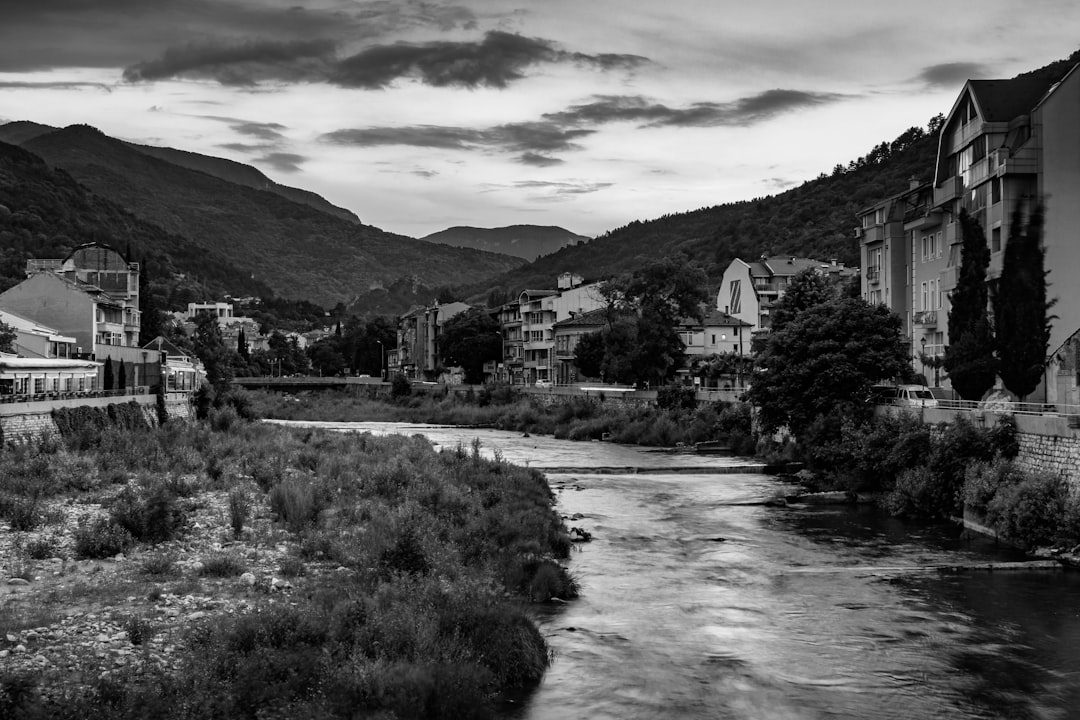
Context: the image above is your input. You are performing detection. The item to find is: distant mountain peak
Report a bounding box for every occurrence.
[420,225,589,262]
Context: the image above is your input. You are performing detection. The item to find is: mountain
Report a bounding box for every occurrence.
[420,225,589,262]
[458,122,941,301]
[0,121,360,223]
[6,123,524,308]
[0,139,272,305]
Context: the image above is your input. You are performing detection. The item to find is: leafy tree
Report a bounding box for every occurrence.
[993,200,1055,399]
[746,297,908,438]
[191,312,234,387]
[573,331,605,379]
[0,321,15,353]
[438,307,501,383]
[768,269,837,335]
[944,210,997,400]
[584,256,709,386]
[308,338,347,377]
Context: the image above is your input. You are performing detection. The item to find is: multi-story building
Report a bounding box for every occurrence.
[0,309,78,359]
[858,181,947,380]
[509,273,605,385]
[719,255,858,338]
[551,308,606,385]
[389,301,470,380]
[861,60,1080,400]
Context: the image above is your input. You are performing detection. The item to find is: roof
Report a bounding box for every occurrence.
[0,356,100,370]
[679,309,752,329]
[552,308,607,329]
[141,335,192,358]
[751,256,839,278]
[968,69,1071,122]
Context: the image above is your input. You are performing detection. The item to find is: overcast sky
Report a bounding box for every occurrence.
[2,1,1078,239]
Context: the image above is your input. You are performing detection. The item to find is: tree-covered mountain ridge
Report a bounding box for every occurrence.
[461,50,1080,302]
[420,225,589,262]
[0,122,525,308]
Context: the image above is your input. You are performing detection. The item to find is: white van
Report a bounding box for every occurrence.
[896,385,937,407]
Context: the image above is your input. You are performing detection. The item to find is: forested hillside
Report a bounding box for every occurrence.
[7,124,524,307]
[0,140,272,308]
[460,119,941,300]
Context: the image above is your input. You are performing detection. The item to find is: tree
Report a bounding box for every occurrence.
[103,356,114,391]
[573,331,605,379]
[438,307,500,383]
[138,256,164,342]
[117,360,127,390]
[237,327,249,361]
[993,200,1055,399]
[745,297,908,438]
[308,337,347,376]
[944,210,997,400]
[191,312,234,387]
[0,321,15,353]
[585,256,709,386]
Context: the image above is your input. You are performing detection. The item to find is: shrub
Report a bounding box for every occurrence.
[962,459,1025,513]
[269,478,321,533]
[24,534,62,560]
[125,614,156,645]
[990,415,1020,459]
[2,497,41,531]
[881,466,942,518]
[109,484,186,544]
[656,384,696,411]
[140,552,178,576]
[391,374,412,399]
[200,552,246,577]
[73,518,133,559]
[228,488,251,539]
[278,555,306,578]
[379,527,429,576]
[986,472,1068,549]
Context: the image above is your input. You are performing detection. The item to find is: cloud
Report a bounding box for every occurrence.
[330,30,648,89]
[916,62,990,88]
[255,151,306,172]
[547,89,850,129]
[123,38,336,85]
[510,180,614,201]
[322,121,593,155]
[0,80,113,91]
[219,142,276,153]
[517,152,564,167]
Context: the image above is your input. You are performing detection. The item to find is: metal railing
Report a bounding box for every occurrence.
[0,387,150,404]
[877,397,1080,418]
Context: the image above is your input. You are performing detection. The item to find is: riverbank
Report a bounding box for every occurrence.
[245,386,757,452]
[0,410,576,718]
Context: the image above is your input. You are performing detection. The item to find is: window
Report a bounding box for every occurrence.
[875,208,885,224]
[34,378,44,394]
[921,236,928,262]
[920,282,928,311]
[992,227,1002,253]
[991,177,1001,204]
[729,280,742,315]
[711,334,716,344]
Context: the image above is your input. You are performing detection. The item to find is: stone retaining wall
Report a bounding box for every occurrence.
[0,393,194,445]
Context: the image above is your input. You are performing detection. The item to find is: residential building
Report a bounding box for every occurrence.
[0,309,77,359]
[510,273,605,385]
[678,309,752,358]
[183,301,265,353]
[858,181,946,382]
[551,308,606,385]
[389,301,470,380]
[864,60,1080,400]
[0,355,101,397]
[718,256,858,338]
[141,336,203,392]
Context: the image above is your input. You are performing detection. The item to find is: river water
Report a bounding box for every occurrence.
[274,421,1080,719]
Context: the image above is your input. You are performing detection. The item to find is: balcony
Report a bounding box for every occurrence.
[933,176,963,207]
[913,310,938,327]
[866,267,881,284]
[992,146,1038,176]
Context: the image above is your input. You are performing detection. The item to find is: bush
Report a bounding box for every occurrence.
[269,477,321,533]
[987,472,1068,549]
[881,466,942,518]
[962,459,1025,513]
[200,552,246,577]
[2,497,41,531]
[25,534,62,560]
[73,518,133,559]
[228,488,251,539]
[109,484,186,544]
[656,384,696,411]
[140,552,178,576]
[391,374,412,399]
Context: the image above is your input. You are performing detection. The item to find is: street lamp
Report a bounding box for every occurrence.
[920,336,927,383]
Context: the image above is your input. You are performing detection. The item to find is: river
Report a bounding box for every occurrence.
[273,421,1080,719]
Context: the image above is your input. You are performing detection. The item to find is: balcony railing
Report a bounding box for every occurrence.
[913,310,938,326]
[933,176,963,207]
[866,267,880,283]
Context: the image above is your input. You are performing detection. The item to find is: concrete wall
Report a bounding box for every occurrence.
[0,392,194,445]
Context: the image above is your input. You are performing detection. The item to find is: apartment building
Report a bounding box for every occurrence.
[390,301,470,380]
[860,61,1080,400]
[719,255,858,338]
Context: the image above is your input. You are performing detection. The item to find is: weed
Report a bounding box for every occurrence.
[24,533,63,560]
[140,552,178,576]
[269,477,321,533]
[278,555,306,578]
[228,488,251,539]
[200,552,246,577]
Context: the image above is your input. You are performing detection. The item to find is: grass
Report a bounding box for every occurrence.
[1,397,579,719]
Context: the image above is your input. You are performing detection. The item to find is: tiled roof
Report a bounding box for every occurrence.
[552,308,607,328]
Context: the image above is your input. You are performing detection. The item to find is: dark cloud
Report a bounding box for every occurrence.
[518,152,564,167]
[322,121,593,154]
[511,180,614,199]
[330,30,648,89]
[255,151,306,172]
[0,0,480,73]
[547,90,849,129]
[0,80,112,91]
[917,62,989,88]
[219,142,276,153]
[123,38,336,84]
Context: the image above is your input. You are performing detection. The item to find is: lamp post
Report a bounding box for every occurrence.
[920,336,927,384]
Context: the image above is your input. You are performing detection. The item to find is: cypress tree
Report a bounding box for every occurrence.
[993,200,1055,399]
[138,256,164,342]
[118,360,127,390]
[944,209,997,400]
[103,356,114,391]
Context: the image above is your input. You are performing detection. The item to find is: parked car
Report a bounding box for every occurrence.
[894,384,937,407]
[535,379,553,388]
